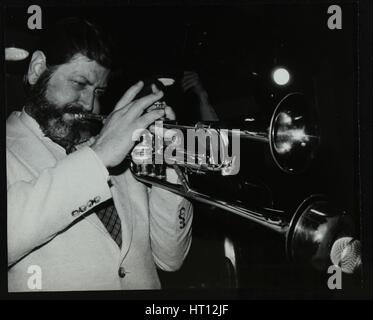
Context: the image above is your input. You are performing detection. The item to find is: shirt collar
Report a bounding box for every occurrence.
[19,107,68,156]
[19,108,45,139]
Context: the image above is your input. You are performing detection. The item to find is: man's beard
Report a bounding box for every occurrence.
[25,69,102,154]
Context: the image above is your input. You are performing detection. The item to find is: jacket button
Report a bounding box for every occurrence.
[118,267,126,278]
[71,210,80,217]
[94,196,101,203]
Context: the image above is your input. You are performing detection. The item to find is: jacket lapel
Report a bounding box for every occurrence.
[7,111,119,244]
[7,112,61,175]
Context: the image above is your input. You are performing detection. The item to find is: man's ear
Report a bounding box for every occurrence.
[27,50,47,85]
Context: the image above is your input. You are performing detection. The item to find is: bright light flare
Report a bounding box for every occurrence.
[272,67,290,86]
[5,47,29,61]
[157,78,175,86]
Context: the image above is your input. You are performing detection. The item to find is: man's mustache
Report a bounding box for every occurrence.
[62,104,88,116]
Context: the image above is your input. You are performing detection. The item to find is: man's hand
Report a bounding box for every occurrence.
[181,71,219,121]
[181,71,207,98]
[150,83,176,121]
[91,81,165,168]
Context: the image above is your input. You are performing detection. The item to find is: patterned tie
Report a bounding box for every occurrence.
[96,199,122,248]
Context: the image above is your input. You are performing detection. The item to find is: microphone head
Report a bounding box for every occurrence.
[330,237,361,274]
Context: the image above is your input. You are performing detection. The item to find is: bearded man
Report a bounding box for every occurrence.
[6,17,193,292]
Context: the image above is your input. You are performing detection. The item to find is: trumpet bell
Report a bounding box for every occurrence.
[286,195,355,271]
[270,93,320,174]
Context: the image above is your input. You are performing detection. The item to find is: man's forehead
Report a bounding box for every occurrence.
[64,54,110,85]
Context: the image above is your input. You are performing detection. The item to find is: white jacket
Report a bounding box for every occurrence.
[7,110,193,292]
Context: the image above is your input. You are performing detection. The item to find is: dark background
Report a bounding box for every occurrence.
[3,1,363,298]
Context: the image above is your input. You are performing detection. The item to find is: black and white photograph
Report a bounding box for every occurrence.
[2,0,370,304]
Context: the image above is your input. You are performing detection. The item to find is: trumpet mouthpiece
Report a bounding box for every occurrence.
[72,113,106,122]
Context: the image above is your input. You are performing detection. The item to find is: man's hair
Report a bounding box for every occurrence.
[24,17,112,94]
[23,17,113,151]
[39,17,112,69]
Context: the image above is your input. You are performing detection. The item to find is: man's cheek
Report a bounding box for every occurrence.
[46,85,78,108]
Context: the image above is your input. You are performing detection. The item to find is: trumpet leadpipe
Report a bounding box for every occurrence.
[71,101,166,123]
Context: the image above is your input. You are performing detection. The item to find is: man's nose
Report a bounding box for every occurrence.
[80,90,99,112]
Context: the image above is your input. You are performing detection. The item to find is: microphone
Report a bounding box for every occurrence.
[330,237,362,274]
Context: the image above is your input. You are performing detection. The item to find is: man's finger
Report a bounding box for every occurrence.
[182,78,197,86]
[113,81,144,111]
[183,81,198,88]
[127,91,164,118]
[105,101,134,124]
[111,101,135,117]
[183,74,198,81]
[151,84,161,94]
[182,83,195,92]
[164,106,176,120]
[184,71,197,77]
[136,109,165,129]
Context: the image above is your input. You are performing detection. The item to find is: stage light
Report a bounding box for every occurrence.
[272,67,290,86]
[158,78,175,86]
[5,47,29,61]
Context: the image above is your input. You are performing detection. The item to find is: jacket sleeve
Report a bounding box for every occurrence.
[7,147,112,266]
[148,168,193,271]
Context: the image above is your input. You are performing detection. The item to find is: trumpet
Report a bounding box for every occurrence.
[73,92,360,272]
[129,92,358,272]
[129,92,320,175]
